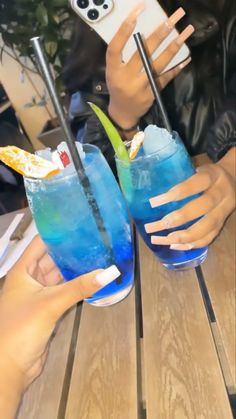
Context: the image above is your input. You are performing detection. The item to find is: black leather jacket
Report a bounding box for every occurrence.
[67,0,236,171]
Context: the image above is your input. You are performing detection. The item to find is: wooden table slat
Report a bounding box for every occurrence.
[139,239,233,419]
[1,189,235,419]
[65,288,138,419]
[201,212,236,388]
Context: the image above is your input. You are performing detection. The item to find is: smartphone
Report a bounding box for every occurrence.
[69,0,190,73]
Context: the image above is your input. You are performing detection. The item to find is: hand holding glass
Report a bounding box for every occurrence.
[25,145,134,306]
[116,132,208,270]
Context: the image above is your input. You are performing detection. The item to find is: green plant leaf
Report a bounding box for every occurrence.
[36,4,49,26]
[44,41,58,57]
[0,0,74,97]
[88,102,130,163]
[55,75,65,95]
[52,0,68,6]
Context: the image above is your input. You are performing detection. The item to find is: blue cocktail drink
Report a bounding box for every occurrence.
[116,128,208,270]
[24,144,134,306]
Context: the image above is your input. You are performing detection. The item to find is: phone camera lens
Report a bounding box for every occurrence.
[93,0,105,4]
[87,8,99,20]
[76,0,89,8]
[103,4,108,8]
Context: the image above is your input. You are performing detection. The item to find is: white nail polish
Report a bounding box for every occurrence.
[95,265,121,287]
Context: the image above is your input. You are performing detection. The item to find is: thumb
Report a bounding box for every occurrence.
[45,265,121,318]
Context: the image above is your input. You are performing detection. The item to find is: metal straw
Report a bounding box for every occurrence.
[133,32,173,134]
[31,37,119,279]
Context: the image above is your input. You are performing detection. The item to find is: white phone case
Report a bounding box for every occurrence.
[70,0,190,72]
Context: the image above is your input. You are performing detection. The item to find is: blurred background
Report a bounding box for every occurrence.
[0,0,75,214]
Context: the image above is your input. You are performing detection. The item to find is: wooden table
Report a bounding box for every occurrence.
[1,208,235,419]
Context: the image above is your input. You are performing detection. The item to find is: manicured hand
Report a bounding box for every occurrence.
[0,236,119,392]
[106,4,194,130]
[144,161,236,250]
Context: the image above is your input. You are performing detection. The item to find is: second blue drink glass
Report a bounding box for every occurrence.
[116,133,208,270]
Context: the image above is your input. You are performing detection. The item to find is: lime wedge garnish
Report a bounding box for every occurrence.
[88,102,130,163]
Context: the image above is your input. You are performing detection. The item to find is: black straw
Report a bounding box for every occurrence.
[31,37,84,172]
[133,32,173,134]
[31,37,119,279]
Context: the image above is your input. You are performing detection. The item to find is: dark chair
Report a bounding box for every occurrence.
[0,122,34,215]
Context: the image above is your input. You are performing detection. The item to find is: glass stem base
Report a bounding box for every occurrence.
[162,248,208,271]
[86,283,134,307]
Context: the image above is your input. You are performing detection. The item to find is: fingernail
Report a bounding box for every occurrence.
[149,195,167,207]
[145,219,168,233]
[130,1,145,20]
[176,25,195,45]
[179,56,191,69]
[145,223,155,233]
[166,7,185,29]
[170,243,193,250]
[151,235,169,245]
[145,222,157,233]
[170,244,182,250]
[95,265,121,287]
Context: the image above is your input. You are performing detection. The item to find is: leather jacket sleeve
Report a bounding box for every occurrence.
[205,2,236,161]
[205,103,236,161]
[159,0,236,161]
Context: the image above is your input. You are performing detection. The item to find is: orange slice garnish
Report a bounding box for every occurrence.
[129,131,145,160]
[0,146,60,179]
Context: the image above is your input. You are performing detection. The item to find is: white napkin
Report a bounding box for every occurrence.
[0,221,38,278]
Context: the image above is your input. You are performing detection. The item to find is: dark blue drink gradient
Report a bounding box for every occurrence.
[25,145,134,306]
[116,133,208,270]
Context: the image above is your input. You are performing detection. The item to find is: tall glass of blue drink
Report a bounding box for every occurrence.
[24,144,134,306]
[116,130,208,270]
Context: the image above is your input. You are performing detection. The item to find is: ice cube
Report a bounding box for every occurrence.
[76,141,85,160]
[35,147,52,161]
[51,150,65,170]
[49,141,86,175]
[143,125,173,156]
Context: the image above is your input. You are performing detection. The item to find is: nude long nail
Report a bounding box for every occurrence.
[144,223,153,233]
[167,7,186,28]
[150,196,168,207]
[131,1,145,19]
[177,25,195,45]
[127,2,145,26]
[179,56,192,69]
[170,243,193,250]
[151,236,169,245]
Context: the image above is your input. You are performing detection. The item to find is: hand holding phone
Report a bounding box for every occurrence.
[104,6,193,133]
[70,0,190,71]
[69,1,194,134]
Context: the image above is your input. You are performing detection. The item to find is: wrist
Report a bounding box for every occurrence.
[0,355,25,418]
[217,147,236,181]
[108,104,139,132]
